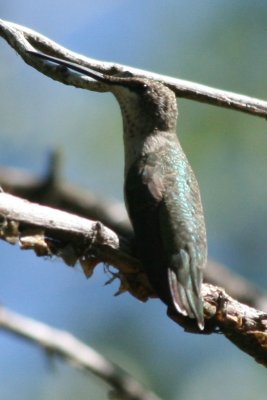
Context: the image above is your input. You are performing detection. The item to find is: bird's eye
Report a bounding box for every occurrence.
[137,82,149,94]
[127,80,150,94]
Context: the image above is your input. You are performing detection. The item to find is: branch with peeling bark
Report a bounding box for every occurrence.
[1,18,267,369]
[1,192,267,366]
[0,152,131,239]
[0,306,160,400]
[1,18,267,117]
[0,192,153,301]
[1,158,266,312]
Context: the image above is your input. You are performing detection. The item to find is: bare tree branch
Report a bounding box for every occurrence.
[1,19,267,118]
[200,284,267,367]
[1,192,267,366]
[205,259,267,311]
[0,192,153,301]
[0,153,130,239]
[0,306,161,400]
[2,18,267,368]
[1,160,266,312]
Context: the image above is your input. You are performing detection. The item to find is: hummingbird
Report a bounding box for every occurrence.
[28,50,207,329]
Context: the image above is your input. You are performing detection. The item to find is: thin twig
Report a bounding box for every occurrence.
[0,306,161,400]
[1,192,267,366]
[1,19,267,118]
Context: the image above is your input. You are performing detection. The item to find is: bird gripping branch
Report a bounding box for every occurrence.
[28,50,207,330]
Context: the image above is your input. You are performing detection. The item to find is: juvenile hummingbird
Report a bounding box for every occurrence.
[28,51,207,329]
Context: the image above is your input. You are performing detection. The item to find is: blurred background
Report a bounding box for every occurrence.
[1,1,267,399]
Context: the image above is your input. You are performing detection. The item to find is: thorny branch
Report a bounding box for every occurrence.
[1,192,267,367]
[1,18,267,118]
[0,306,160,400]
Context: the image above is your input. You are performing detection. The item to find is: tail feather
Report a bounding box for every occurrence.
[168,269,188,316]
[168,249,204,330]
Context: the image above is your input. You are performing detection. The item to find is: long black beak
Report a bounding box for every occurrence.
[27,50,148,94]
[27,50,114,84]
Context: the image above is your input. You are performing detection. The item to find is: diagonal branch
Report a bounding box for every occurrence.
[0,306,161,400]
[0,191,153,301]
[1,18,267,118]
[1,192,267,366]
[0,155,131,239]
[0,160,266,312]
[1,18,267,367]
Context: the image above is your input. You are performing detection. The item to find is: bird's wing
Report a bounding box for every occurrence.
[125,152,205,329]
[143,152,205,329]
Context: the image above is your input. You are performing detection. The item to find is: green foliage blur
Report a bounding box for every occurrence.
[1,1,267,399]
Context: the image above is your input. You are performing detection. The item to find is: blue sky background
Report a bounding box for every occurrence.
[1,1,267,399]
